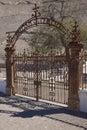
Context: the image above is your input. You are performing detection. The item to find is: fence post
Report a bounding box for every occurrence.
[68,22,83,111]
[5,36,15,96]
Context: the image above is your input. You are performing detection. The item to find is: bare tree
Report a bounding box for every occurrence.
[41,0,87,23]
[19,0,87,52]
[38,0,87,54]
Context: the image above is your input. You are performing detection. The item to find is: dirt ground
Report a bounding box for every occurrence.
[0,94,87,130]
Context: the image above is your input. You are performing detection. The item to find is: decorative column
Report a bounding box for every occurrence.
[5,35,15,96]
[68,22,83,111]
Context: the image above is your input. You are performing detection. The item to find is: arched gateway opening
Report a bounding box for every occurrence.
[5,4,83,110]
[8,4,68,48]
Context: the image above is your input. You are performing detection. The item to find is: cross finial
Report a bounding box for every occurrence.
[32,4,41,25]
[32,4,40,18]
[71,21,81,43]
[6,33,12,45]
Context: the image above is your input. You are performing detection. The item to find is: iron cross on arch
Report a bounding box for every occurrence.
[32,3,41,25]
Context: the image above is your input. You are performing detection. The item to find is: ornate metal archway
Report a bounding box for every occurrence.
[5,4,84,111]
[6,4,68,48]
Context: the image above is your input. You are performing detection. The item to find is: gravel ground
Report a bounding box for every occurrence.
[0,93,87,130]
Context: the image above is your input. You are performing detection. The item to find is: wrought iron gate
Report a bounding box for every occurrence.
[14,49,69,104]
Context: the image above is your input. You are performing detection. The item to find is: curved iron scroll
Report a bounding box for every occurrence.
[7,4,68,48]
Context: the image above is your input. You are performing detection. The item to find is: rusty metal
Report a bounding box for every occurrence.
[14,49,69,104]
[6,4,68,49]
[4,3,84,111]
[70,21,81,43]
[0,56,6,78]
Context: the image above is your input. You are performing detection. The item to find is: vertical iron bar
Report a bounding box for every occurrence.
[36,51,39,101]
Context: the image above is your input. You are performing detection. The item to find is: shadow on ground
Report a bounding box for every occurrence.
[0,92,87,130]
[0,92,87,119]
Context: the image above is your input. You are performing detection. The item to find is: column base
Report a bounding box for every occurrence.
[68,97,80,111]
[6,86,15,96]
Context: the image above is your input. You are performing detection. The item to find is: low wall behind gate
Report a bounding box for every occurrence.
[79,89,87,113]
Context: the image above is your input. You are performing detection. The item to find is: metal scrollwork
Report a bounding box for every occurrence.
[6,4,68,48]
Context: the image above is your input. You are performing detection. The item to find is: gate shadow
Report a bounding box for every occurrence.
[12,107,87,119]
[0,93,87,129]
[13,107,64,118]
[0,93,87,127]
[12,107,87,129]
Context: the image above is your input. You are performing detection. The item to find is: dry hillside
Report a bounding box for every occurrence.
[0,0,87,55]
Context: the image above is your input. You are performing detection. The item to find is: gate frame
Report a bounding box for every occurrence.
[5,4,83,111]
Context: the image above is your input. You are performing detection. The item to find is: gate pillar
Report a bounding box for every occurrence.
[5,36,15,96]
[68,22,83,111]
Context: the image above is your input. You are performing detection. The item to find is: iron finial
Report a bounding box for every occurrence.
[71,21,81,43]
[32,4,41,25]
[6,33,12,46]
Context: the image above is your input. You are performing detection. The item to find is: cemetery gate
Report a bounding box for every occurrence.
[14,49,69,104]
[5,4,83,110]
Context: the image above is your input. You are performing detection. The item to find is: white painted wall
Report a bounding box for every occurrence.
[79,89,87,113]
[0,78,6,94]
